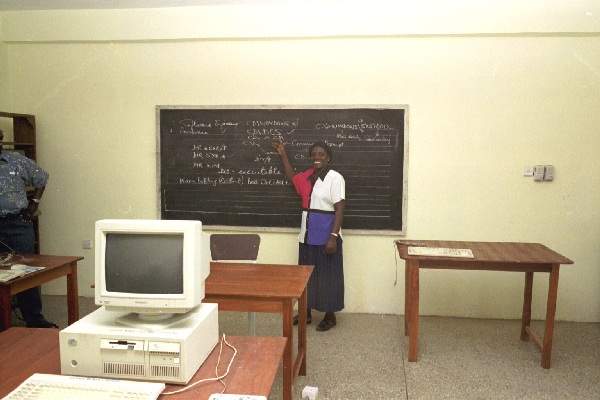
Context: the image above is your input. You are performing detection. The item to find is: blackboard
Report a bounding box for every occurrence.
[158,106,407,232]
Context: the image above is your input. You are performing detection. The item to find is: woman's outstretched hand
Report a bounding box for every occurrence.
[272,141,286,156]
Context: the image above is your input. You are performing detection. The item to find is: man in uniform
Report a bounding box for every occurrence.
[0,128,57,328]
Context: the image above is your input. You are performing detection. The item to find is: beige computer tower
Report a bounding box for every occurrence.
[59,303,218,384]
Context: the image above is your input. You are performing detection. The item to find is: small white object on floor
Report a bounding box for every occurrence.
[302,385,319,400]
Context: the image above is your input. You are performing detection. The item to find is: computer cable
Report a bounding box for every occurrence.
[161,333,238,395]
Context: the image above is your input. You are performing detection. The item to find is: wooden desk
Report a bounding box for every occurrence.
[0,254,83,330]
[205,262,313,400]
[396,241,573,368]
[0,327,286,399]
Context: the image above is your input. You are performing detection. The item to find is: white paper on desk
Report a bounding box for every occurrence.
[0,269,27,282]
[407,247,474,258]
[11,264,44,274]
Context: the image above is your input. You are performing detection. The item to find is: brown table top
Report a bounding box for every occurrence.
[396,240,573,265]
[0,328,61,395]
[207,262,313,299]
[0,254,83,286]
[0,327,286,400]
[162,335,286,399]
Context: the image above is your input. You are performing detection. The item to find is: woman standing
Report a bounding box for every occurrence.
[273,140,345,331]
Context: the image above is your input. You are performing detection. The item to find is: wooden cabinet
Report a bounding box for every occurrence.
[0,112,40,253]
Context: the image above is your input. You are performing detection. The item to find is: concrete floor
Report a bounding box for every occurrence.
[26,296,600,399]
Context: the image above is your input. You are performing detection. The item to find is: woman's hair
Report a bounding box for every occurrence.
[309,141,333,161]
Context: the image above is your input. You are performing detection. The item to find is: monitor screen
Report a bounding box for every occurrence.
[105,233,184,295]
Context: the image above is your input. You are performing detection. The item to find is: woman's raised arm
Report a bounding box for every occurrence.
[272,141,296,183]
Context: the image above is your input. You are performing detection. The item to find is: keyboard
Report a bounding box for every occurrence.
[4,373,165,400]
[407,246,474,258]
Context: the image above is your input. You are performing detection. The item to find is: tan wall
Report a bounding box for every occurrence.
[0,20,12,144]
[1,2,599,321]
[0,24,9,112]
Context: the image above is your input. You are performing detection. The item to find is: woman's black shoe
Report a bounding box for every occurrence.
[316,318,336,331]
[293,314,312,325]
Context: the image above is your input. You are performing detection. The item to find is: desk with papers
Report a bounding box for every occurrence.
[396,240,573,368]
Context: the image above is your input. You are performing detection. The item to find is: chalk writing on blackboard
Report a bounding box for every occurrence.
[158,107,407,232]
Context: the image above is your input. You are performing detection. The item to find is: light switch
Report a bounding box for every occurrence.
[543,165,554,181]
[523,166,534,177]
[82,239,93,249]
[533,165,545,181]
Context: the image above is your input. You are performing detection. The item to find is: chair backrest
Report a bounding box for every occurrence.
[209,234,260,262]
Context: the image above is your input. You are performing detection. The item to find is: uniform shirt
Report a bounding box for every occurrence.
[0,151,49,217]
[292,168,345,245]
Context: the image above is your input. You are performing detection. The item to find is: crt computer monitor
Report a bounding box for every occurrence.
[95,219,210,317]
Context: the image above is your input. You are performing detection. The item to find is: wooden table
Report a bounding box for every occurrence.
[0,254,83,330]
[205,262,313,400]
[0,327,286,399]
[396,241,573,368]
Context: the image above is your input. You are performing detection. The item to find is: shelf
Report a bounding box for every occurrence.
[2,142,35,146]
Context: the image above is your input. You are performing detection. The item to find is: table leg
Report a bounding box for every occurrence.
[407,259,420,362]
[298,287,307,376]
[66,262,79,325]
[521,271,533,341]
[282,298,293,400]
[404,264,409,336]
[0,286,11,331]
[541,265,560,369]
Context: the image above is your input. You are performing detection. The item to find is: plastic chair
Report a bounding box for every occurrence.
[209,234,260,335]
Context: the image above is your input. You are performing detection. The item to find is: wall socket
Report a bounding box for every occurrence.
[523,166,534,177]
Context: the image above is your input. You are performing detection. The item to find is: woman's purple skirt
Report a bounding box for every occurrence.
[298,237,344,312]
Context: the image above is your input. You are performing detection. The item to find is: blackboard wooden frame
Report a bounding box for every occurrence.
[156,105,408,235]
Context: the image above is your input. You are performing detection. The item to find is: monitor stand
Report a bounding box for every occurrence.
[116,312,187,332]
